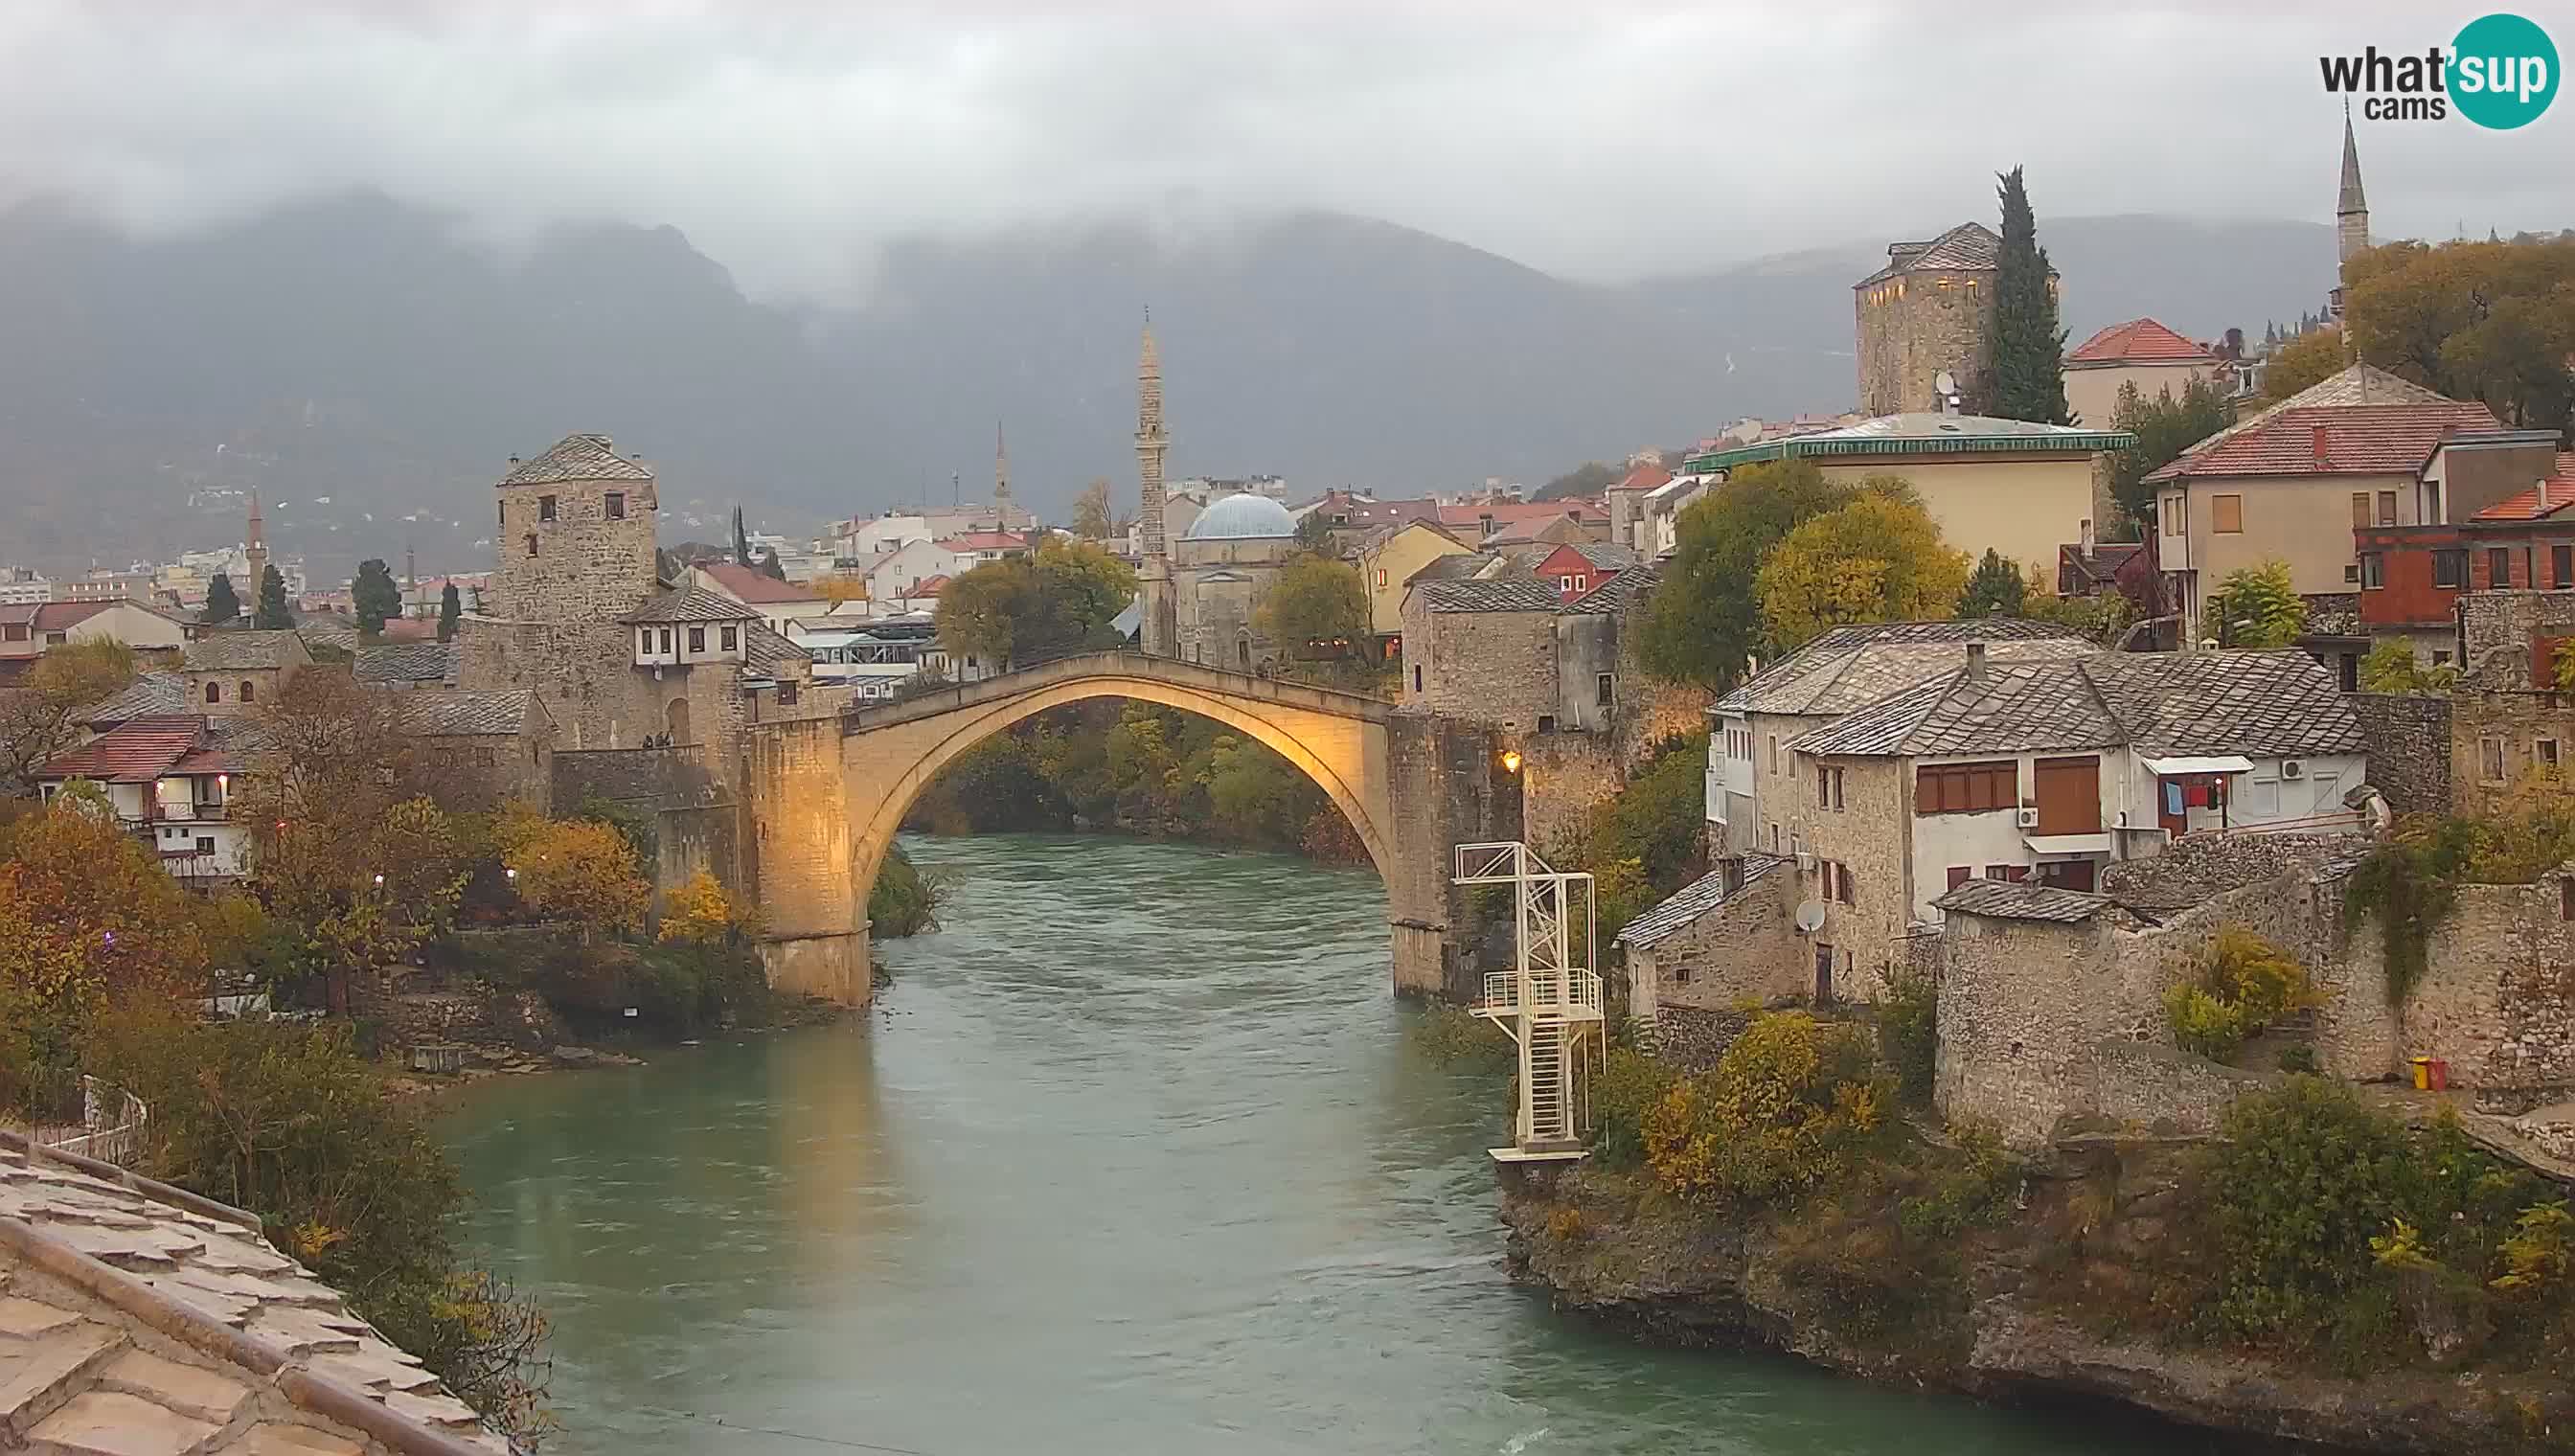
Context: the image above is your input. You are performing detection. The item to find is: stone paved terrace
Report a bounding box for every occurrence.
[0,1134,502,1456]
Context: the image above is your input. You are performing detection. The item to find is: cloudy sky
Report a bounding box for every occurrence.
[0,1,2564,302]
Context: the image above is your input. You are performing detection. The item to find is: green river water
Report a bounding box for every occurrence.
[443,832,2209,1456]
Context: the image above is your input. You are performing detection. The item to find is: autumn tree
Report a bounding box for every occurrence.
[1071,479,1115,539]
[1257,554,1370,668]
[238,671,467,1011]
[1956,549,2028,619]
[1635,459,1858,691]
[253,563,292,629]
[0,639,137,796]
[815,575,870,605]
[1536,461,1620,501]
[658,870,755,945]
[935,536,1136,670]
[1986,166,2070,425]
[2261,327,2346,403]
[202,572,240,625]
[436,582,461,642]
[2345,236,2575,431]
[1755,484,1971,650]
[493,810,651,935]
[2107,376,2233,531]
[0,804,214,1110]
[2204,559,2305,648]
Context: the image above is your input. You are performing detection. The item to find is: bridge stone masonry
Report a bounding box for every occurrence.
[740,651,1520,1006]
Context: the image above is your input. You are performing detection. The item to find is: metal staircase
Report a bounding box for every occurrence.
[1456,842,1606,1161]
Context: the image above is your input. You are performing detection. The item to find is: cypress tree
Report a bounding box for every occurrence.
[1987,166,2070,424]
[437,582,462,642]
[1956,549,2028,618]
[254,564,292,629]
[202,572,239,625]
[352,558,401,636]
[732,506,753,567]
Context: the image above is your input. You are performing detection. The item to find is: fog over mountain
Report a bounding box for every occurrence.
[0,194,2339,577]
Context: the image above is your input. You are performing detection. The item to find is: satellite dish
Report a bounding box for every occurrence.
[1934,370,1958,396]
[1794,900,1828,935]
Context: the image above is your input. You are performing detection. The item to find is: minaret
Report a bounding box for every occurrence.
[2332,104,2370,319]
[993,421,1013,520]
[1135,311,1177,656]
[242,489,269,601]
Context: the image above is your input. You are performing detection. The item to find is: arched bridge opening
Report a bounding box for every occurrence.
[740,652,1515,1008]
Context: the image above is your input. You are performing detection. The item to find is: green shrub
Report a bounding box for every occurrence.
[1592,1044,1681,1170]
[2277,1043,2321,1074]
[2165,984,2249,1061]
[868,843,946,939]
[2165,926,2309,1062]
[1407,1002,1511,1070]
[1898,1124,2022,1240]
[1880,967,1938,1105]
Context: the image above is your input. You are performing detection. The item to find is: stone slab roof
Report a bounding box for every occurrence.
[1715,619,2092,717]
[1789,648,2366,761]
[390,690,536,739]
[1565,562,1659,616]
[1564,542,1640,571]
[183,632,311,673]
[621,587,761,626]
[353,643,457,686]
[1417,578,1565,614]
[1853,221,2003,288]
[1932,877,2110,923]
[496,433,653,488]
[742,622,809,677]
[1615,853,1784,949]
[0,1135,501,1454]
[80,671,188,726]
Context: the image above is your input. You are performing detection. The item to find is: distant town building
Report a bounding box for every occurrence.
[0,569,51,605]
[2062,318,2222,430]
[0,601,188,662]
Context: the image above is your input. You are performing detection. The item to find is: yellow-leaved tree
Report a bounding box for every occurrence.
[658,869,758,945]
[494,810,651,936]
[1753,482,1971,651]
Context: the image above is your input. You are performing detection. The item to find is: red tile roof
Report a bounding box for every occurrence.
[1436,500,1605,530]
[697,561,823,604]
[35,715,208,784]
[2143,401,2501,484]
[912,575,950,596]
[2470,453,2575,522]
[1610,463,1673,492]
[2066,318,2216,366]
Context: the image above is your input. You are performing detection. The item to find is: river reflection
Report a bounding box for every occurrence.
[444,833,2217,1455]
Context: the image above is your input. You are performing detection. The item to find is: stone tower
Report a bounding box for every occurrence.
[2332,105,2370,320]
[242,489,267,598]
[1135,314,1178,656]
[459,432,661,748]
[1851,222,2012,417]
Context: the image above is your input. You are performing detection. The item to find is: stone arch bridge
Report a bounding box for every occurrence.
[739,651,1513,1006]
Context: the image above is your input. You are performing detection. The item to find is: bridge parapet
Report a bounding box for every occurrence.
[840,651,1392,736]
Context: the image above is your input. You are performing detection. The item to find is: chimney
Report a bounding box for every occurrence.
[2312,423,2331,467]
[2541,475,2552,512]
[2080,516,2095,555]
[1966,641,1988,682]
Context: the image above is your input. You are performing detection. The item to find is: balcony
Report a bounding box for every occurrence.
[1477,967,1605,1021]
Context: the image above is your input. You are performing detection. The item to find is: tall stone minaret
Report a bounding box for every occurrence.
[993,420,1013,514]
[2332,104,2370,320]
[1135,311,1176,656]
[242,489,269,601]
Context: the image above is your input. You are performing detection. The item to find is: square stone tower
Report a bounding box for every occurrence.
[458,433,663,749]
[1852,222,2009,417]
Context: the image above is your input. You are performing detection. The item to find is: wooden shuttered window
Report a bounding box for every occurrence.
[2211,494,2244,534]
[1915,760,2018,814]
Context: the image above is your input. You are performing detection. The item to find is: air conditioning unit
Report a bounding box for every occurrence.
[1794,851,1815,873]
[2016,807,2041,829]
[2281,760,2305,780]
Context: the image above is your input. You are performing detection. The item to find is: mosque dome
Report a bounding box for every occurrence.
[1182,492,1299,541]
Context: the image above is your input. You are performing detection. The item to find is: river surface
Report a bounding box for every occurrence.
[444,833,2199,1456]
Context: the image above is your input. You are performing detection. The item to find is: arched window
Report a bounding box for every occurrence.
[205,681,221,705]
[239,680,255,703]
[665,696,693,746]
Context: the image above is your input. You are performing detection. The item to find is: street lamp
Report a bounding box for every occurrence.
[1500,749,1523,775]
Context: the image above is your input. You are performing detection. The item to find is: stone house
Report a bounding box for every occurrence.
[2355,444,2575,662]
[1684,413,2131,585]
[2143,364,2514,644]
[1400,577,1565,728]
[2061,317,2221,432]
[391,689,557,810]
[1708,618,2095,858]
[1615,853,1794,1023]
[353,641,457,690]
[180,630,311,716]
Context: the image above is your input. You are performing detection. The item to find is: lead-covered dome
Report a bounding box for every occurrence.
[1182,492,1298,541]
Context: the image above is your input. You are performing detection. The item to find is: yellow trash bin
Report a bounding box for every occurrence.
[2409,1057,2433,1091]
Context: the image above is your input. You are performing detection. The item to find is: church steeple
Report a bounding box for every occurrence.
[2336,102,2370,266]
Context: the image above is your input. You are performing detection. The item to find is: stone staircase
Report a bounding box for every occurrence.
[0,1280,358,1456]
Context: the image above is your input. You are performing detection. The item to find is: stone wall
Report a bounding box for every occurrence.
[1629,868,1800,1019]
[2347,693,2453,816]
[1779,755,1914,1001]
[1400,595,1559,730]
[1521,730,1623,854]
[458,617,655,752]
[552,743,718,811]
[741,715,865,1006]
[2090,1037,2268,1135]
[1643,1004,1756,1073]
[2398,878,2575,1100]
[1855,266,1996,418]
[2459,588,2575,689]
[2449,688,2575,820]
[1385,712,1518,999]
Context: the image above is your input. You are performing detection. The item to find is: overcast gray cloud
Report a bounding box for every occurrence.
[0,0,2564,301]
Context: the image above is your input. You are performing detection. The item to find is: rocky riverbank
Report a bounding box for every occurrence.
[1498,1137,2571,1455]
